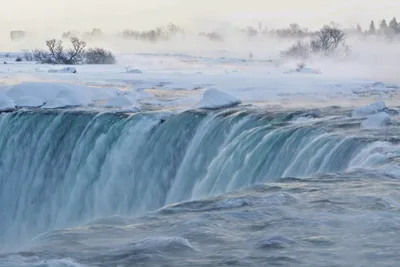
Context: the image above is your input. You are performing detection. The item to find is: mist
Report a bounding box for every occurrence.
[2,0,400,85]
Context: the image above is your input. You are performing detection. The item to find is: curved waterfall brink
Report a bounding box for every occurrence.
[0,109,395,245]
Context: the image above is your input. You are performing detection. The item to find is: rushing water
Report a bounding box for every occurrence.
[0,107,399,266]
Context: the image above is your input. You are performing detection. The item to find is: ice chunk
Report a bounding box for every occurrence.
[195,88,241,109]
[126,68,143,74]
[0,94,15,111]
[361,112,391,129]
[15,96,43,107]
[48,67,77,73]
[352,101,386,118]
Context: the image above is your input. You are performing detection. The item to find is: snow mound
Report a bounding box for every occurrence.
[195,88,241,109]
[0,94,15,111]
[352,101,387,118]
[48,67,77,73]
[15,96,43,107]
[361,112,391,129]
[126,68,143,74]
[104,95,140,111]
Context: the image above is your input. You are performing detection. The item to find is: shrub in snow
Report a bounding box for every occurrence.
[32,37,116,65]
[22,50,34,61]
[85,48,116,64]
[361,112,391,129]
[195,88,241,109]
[352,101,387,118]
[280,41,310,59]
[281,25,350,59]
[15,57,22,62]
[33,37,86,64]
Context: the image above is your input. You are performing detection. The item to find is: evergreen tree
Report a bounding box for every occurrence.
[369,20,376,34]
[389,17,399,33]
[356,24,362,33]
[380,19,388,30]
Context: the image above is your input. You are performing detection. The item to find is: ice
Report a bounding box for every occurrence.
[352,101,387,118]
[48,67,77,73]
[361,112,391,129]
[15,96,43,107]
[0,94,15,111]
[195,88,241,109]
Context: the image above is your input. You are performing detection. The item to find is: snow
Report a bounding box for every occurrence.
[195,88,241,109]
[48,67,77,73]
[352,101,387,118]
[361,112,391,129]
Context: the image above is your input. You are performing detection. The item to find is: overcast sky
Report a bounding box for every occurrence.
[1,0,399,33]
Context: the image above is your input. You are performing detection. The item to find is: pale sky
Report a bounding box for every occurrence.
[1,0,399,33]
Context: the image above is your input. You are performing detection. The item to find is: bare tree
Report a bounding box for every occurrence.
[33,49,54,64]
[46,39,66,64]
[65,37,86,64]
[311,26,346,54]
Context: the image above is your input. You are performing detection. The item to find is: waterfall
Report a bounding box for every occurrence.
[0,109,393,246]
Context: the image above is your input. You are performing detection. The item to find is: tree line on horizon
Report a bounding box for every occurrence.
[357,17,400,36]
[10,17,400,43]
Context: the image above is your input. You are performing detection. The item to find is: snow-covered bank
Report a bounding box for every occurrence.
[0,53,399,112]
